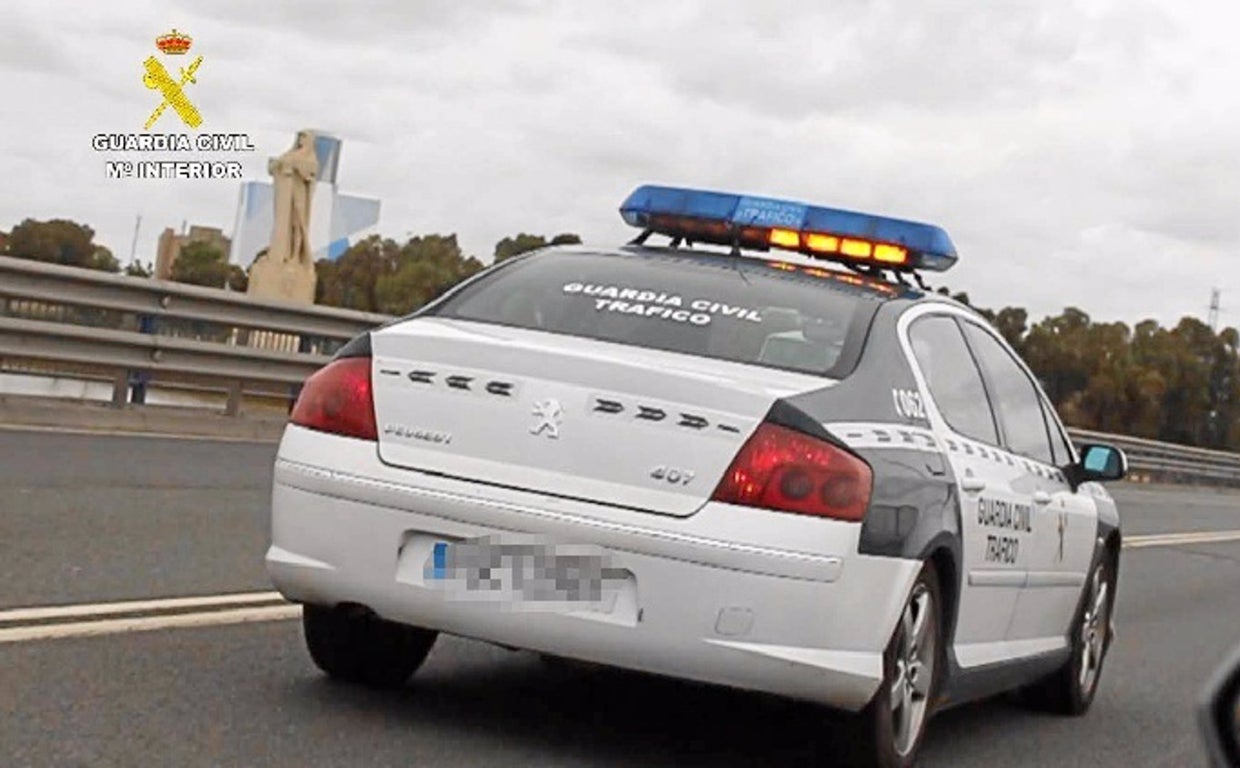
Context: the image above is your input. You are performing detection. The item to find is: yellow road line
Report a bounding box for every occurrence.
[1123,530,1240,549]
[0,604,300,644]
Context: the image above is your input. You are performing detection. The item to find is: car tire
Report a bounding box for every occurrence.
[1020,553,1115,715]
[835,561,943,768]
[303,604,438,689]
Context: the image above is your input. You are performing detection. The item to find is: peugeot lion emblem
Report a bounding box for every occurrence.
[530,398,563,439]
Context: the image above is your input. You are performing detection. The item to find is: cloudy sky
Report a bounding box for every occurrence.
[1,0,1236,328]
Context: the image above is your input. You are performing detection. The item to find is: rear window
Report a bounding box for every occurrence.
[427,249,884,377]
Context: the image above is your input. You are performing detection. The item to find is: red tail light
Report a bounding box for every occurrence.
[290,357,377,441]
[711,423,872,521]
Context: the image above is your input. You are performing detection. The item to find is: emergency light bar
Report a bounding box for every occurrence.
[619,185,957,273]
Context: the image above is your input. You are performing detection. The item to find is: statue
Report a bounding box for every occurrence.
[246,130,319,304]
[269,130,318,266]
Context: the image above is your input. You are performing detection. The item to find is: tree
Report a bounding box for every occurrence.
[316,233,486,314]
[990,307,1029,352]
[494,232,581,262]
[124,260,153,278]
[374,234,484,314]
[315,235,401,311]
[170,241,230,287]
[88,245,120,272]
[7,218,118,272]
[227,264,248,292]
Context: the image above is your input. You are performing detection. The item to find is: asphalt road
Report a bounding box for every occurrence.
[1,428,1239,767]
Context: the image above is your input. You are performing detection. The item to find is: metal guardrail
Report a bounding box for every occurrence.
[1,255,1237,485]
[1067,428,1240,487]
[0,255,387,413]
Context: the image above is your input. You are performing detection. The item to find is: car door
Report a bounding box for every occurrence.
[903,311,1029,668]
[958,321,1096,649]
[1032,394,1098,634]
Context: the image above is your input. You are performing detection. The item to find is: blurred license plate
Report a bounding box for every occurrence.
[425,537,623,611]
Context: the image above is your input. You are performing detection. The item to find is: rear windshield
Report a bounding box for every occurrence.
[427,249,885,377]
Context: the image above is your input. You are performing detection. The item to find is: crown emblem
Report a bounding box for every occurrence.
[155,28,193,55]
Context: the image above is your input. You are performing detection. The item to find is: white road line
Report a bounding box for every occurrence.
[1123,530,1240,549]
[0,591,284,623]
[0,604,302,644]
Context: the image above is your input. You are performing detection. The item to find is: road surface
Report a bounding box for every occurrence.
[1,429,1238,767]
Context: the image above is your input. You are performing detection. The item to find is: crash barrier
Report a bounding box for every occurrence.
[0,254,387,414]
[1066,428,1240,488]
[1,255,1237,485]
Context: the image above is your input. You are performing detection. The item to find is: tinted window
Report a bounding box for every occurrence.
[961,322,1054,464]
[908,315,999,444]
[430,250,879,376]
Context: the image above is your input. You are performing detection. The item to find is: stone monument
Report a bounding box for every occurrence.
[246,130,320,303]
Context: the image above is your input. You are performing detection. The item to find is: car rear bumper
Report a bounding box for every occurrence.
[266,427,921,712]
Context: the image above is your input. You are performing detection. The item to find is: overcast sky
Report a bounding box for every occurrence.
[1,0,1236,328]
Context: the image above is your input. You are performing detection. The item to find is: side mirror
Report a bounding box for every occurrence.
[1200,643,1240,766]
[1077,443,1127,482]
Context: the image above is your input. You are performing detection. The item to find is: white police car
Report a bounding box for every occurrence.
[266,185,1126,768]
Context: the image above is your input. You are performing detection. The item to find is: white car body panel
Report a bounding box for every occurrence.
[370,318,834,517]
[267,425,921,711]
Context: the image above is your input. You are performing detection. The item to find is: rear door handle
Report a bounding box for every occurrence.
[1033,491,1052,505]
[961,477,986,493]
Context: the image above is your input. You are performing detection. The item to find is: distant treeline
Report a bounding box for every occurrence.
[948,292,1239,451]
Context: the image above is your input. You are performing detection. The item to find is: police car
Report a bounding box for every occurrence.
[266,185,1126,768]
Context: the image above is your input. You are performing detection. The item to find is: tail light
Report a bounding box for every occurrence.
[290,356,377,441]
[711,423,872,521]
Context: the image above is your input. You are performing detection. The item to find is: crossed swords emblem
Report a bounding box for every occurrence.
[142,55,203,130]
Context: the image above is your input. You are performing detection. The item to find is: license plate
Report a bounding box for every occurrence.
[426,537,624,611]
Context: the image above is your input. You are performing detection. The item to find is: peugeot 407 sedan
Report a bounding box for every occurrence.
[266,186,1126,768]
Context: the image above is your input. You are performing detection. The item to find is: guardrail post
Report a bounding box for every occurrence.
[111,370,129,407]
[288,335,312,413]
[127,313,157,404]
[225,380,243,417]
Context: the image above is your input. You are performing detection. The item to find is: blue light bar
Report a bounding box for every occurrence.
[619,184,958,272]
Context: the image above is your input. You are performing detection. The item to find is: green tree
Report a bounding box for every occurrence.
[88,245,120,272]
[124,260,153,278]
[990,307,1029,352]
[494,232,582,262]
[227,264,248,292]
[315,235,401,311]
[375,234,484,314]
[7,218,118,272]
[170,241,230,287]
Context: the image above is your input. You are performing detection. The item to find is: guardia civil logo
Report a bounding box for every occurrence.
[142,28,203,130]
[93,27,256,180]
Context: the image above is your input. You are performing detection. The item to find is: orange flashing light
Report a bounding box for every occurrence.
[769,228,800,248]
[805,233,840,253]
[840,239,873,259]
[874,243,908,264]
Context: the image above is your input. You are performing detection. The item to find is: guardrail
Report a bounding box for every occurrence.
[1,255,1238,486]
[0,254,388,414]
[1067,428,1240,487]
